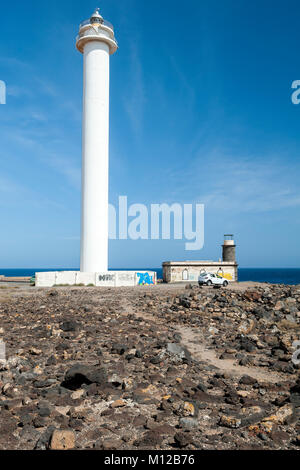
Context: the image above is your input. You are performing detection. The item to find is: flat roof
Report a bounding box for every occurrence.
[163,261,238,266]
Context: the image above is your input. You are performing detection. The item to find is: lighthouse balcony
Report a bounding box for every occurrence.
[76,24,118,54]
[79,18,114,32]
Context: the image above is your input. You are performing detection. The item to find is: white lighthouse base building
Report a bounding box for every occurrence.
[35,271,157,288]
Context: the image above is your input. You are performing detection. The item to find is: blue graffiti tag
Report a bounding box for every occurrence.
[137,272,154,286]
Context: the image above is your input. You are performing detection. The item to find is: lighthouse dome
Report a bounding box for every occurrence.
[90,8,103,25]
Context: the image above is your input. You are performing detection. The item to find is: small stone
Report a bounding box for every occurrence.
[35,426,56,450]
[150,356,162,365]
[219,415,242,429]
[63,364,107,390]
[101,439,122,450]
[196,381,207,392]
[179,418,198,430]
[29,347,42,356]
[271,430,290,443]
[174,432,192,448]
[33,416,46,428]
[60,321,79,332]
[71,389,85,400]
[238,320,255,335]
[239,375,258,386]
[167,343,191,362]
[182,402,197,417]
[38,406,51,417]
[46,355,57,366]
[50,430,75,450]
[237,390,251,398]
[263,404,294,425]
[111,343,128,355]
[208,327,219,335]
[111,399,126,409]
[258,432,268,441]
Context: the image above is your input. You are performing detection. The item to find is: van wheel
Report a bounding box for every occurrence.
[223,281,228,287]
[207,280,212,286]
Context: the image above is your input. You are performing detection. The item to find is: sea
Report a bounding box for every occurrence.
[1,268,300,285]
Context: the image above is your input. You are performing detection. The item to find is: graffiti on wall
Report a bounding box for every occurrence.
[99,274,115,282]
[216,268,233,281]
[137,273,155,286]
[118,272,134,282]
[181,268,233,282]
[223,273,233,281]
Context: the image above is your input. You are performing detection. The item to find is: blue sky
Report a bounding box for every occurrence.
[0,0,300,269]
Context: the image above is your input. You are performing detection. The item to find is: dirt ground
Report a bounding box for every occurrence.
[0,281,299,450]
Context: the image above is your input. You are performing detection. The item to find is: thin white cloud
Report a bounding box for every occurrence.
[168,54,196,109]
[6,85,33,98]
[164,145,300,213]
[58,236,80,241]
[46,155,81,191]
[0,128,81,191]
[122,42,146,134]
[0,174,65,210]
[200,155,300,212]
[0,175,23,194]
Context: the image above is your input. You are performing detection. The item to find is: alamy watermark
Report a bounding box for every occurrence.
[108,197,204,251]
[0,342,6,363]
[291,80,300,104]
[292,340,300,366]
[0,80,6,104]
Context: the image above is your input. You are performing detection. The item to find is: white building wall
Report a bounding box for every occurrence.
[56,272,77,285]
[116,272,136,287]
[96,273,116,287]
[35,272,56,287]
[35,271,157,288]
[163,264,238,283]
[75,272,97,286]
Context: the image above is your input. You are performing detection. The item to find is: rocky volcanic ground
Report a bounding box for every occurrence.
[0,282,299,450]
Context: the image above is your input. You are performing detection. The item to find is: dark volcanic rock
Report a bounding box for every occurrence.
[167,343,191,362]
[174,431,193,448]
[60,320,79,332]
[239,375,258,386]
[111,343,128,355]
[62,364,107,390]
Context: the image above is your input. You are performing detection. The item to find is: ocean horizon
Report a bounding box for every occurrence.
[1,268,300,286]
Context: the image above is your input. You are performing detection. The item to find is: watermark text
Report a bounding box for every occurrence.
[0,343,6,363]
[108,197,204,251]
[0,80,6,104]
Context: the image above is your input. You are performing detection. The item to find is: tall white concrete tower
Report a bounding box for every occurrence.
[35,11,156,288]
[76,8,118,273]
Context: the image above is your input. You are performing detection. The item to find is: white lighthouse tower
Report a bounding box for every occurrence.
[76,8,118,273]
[34,10,157,287]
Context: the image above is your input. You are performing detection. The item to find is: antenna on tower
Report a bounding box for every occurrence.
[92,8,103,17]
[90,7,103,24]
